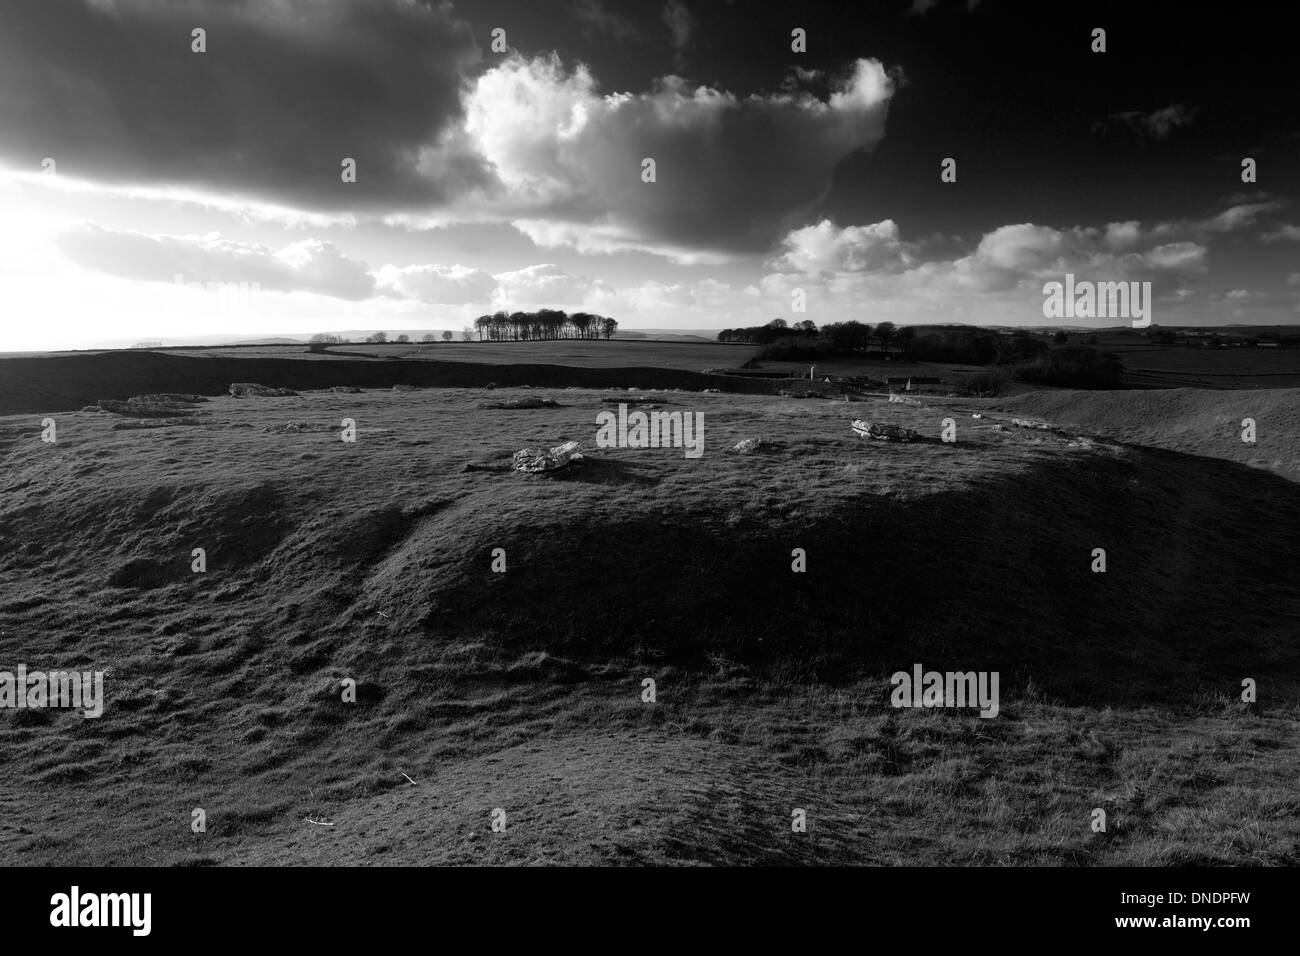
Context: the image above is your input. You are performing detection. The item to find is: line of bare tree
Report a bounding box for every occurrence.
[310,332,455,345]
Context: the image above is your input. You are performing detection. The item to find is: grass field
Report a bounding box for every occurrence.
[2,380,1297,865]
[167,339,758,371]
[1087,333,1300,389]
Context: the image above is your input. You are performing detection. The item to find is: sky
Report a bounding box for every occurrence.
[0,0,1297,350]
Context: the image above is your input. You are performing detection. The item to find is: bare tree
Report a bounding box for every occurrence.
[442,331,453,342]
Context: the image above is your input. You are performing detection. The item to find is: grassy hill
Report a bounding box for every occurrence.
[2,385,1297,865]
[993,387,1300,479]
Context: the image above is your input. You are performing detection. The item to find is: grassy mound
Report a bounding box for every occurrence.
[2,386,1298,865]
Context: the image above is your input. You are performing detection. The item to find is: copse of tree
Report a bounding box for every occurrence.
[1014,344,1124,388]
[958,367,1010,397]
[819,321,873,352]
[470,309,619,341]
[749,323,1061,366]
[758,334,837,360]
[998,330,1051,364]
[396,334,410,343]
[905,328,1001,364]
[308,334,345,345]
[875,321,896,352]
[366,331,388,344]
[442,331,453,342]
[720,318,820,345]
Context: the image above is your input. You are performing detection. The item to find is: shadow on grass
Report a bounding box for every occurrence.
[535,457,660,487]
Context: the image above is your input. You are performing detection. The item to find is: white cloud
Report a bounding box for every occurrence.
[491,263,614,309]
[766,219,916,274]
[374,263,497,305]
[458,53,896,259]
[57,224,375,299]
[757,214,1213,325]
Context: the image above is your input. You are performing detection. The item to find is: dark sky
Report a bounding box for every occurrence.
[0,0,1296,347]
[470,0,1299,233]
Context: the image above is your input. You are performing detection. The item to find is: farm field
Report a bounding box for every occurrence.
[167,339,759,371]
[0,347,767,417]
[1,381,1297,865]
[1086,333,1300,389]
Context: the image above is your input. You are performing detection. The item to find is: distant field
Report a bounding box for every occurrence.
[167,339,758,371]
[1085,333,1300,389]
[0,348,770,416]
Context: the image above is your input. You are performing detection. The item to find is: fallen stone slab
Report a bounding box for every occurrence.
[887,393,923,406]
[852,420,921,442]
[328,386,362,393]
[229,383,298,397]
[512,440,584,473]
[731,438,776,454]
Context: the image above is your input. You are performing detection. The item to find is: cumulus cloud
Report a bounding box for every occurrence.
[2,6,898,261]
[766,219,917,274]
[758,212,1214,324]
[57,224,375,299]
[460,54,895,259]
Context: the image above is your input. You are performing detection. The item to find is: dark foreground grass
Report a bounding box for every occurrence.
[0,386,1297,865]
